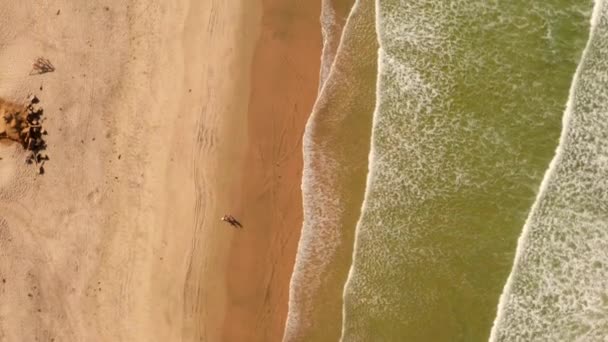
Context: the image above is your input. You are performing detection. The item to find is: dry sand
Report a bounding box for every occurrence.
[0,0,320,341]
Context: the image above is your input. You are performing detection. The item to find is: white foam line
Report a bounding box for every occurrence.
[283,1,368,339]
[488,1,604,340]
[316,0,364,99]
[318,0,337,90]
[338,0,382,340]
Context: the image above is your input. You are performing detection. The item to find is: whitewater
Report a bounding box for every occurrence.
[284,0,599,340]
[340,0,591,340]
[491,0,608,339]
[284,0,377,340]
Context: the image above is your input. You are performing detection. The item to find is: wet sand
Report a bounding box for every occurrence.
[284,0,377,340]
[221,1,322,341]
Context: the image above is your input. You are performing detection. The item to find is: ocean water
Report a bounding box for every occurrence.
[491,1,608,340]
[286,0,599,341]
[340,1,591,340]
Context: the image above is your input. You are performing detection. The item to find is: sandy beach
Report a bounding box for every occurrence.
[222,1,321,341]
[0,0,320,341]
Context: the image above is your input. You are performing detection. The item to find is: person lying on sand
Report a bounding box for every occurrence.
[221,214,243,228]
[221,214,240,227]
[221,214,232,224]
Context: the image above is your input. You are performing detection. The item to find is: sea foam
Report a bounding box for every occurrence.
[341,0,591,340]
[490,1,608,340]
[284,0,378,340]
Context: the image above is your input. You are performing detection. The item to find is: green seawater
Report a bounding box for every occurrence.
[340,1,593,341]
[492,1,608,340]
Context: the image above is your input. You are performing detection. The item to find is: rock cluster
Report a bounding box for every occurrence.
[0,95,48,173]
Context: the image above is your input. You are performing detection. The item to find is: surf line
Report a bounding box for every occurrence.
[488,0,605,339]
[284,0,367,340]
[338,0,383,340]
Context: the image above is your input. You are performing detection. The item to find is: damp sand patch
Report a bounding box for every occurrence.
[0,96,48,174]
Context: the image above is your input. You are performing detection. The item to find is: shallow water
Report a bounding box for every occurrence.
[284,0,377,340]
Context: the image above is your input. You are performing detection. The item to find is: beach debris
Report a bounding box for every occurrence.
[0,95,49,172]
[30,57,55,75]
[221,214,243,228]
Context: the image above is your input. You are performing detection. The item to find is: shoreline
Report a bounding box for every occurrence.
[284,0,378,339]
[221,0,322,341]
